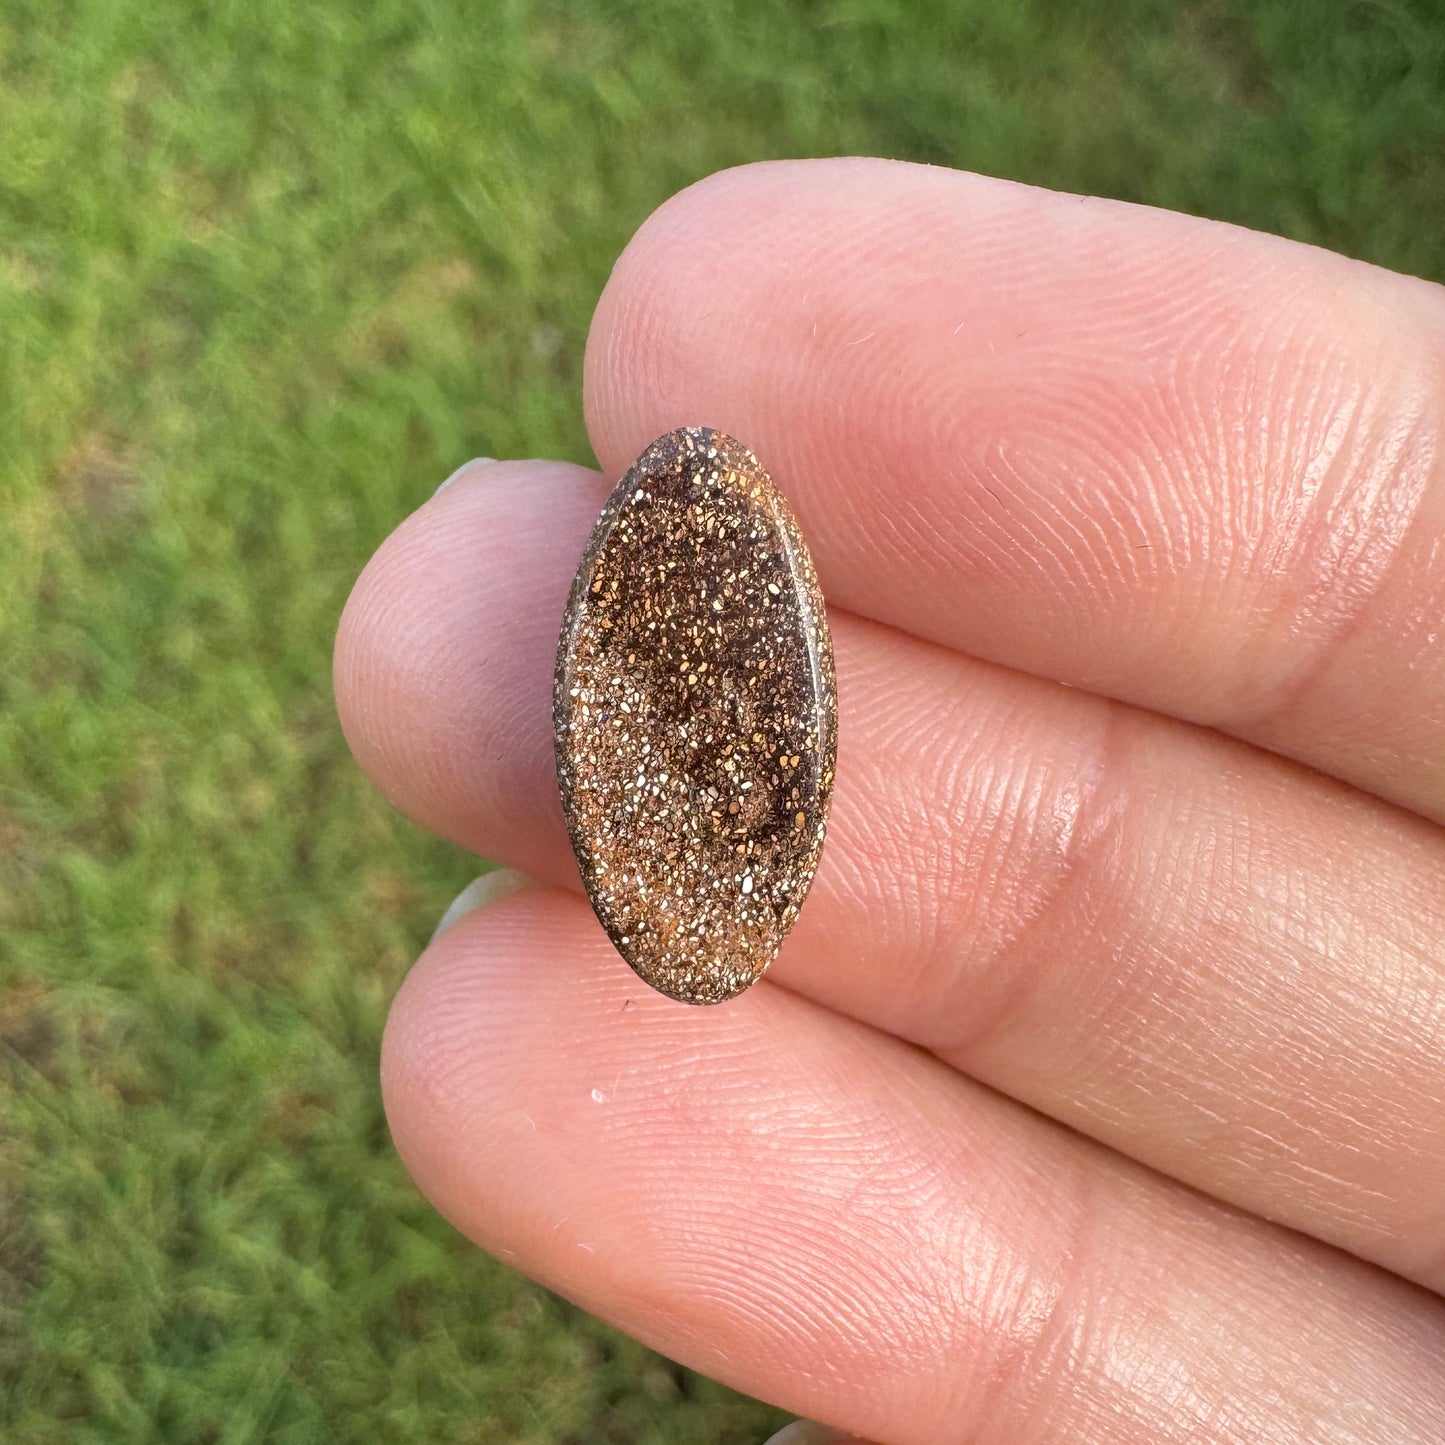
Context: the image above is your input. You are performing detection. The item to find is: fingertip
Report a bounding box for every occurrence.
[379,884,579,1232]
[434,457,499,493]
[762,1422,874,1445]
[332,458,600,855]
[584,158,871,477]
[582,158,1058,480]
[430,867,537,943]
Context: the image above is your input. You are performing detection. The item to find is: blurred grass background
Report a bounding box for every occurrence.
[1,0,1442,1439]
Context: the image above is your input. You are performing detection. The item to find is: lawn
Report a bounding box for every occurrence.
[2,0,1442,1439]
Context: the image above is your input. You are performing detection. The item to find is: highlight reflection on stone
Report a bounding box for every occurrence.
[554,427,837,1004]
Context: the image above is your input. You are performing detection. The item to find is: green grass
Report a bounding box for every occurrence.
[1,0,1441,1438]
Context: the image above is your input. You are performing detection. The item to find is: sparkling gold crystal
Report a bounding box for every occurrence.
[554,427,837,1003]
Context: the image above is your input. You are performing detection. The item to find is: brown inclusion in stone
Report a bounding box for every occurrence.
[554,427,837,1004]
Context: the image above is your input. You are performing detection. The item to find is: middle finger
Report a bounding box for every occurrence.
[336,460,1445,1290]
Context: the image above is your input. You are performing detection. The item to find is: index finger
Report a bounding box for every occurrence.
[584,158,1445,822]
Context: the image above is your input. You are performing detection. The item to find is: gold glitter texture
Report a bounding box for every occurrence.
[554,427,838,1003]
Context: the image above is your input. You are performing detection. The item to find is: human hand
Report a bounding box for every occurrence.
[334,159,1445,1443]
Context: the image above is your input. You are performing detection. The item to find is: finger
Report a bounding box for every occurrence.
[763,1425,871,1445]
[583,157,1445,824]
[384,887,1445,1445]
[335,465,1445,1290]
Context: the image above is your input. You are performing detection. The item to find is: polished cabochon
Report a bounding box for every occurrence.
[554,427,837,1003]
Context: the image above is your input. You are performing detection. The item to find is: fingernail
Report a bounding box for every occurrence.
[762,1423,866,1445]
[430,868,534,943]
[435,457,499,494]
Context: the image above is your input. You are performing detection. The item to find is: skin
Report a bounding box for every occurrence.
[334,158,1445,1444]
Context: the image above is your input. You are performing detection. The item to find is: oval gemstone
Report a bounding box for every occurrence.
[554,427,837,1004]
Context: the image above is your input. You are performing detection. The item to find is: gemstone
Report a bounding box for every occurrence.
[554,426,837,1004]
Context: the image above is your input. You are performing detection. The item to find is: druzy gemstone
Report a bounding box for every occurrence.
[554,427,837,1004]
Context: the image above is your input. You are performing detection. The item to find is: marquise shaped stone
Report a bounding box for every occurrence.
[554,426,837,1004]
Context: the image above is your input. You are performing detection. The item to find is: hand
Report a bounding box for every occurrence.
[334,158,1445,1444]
